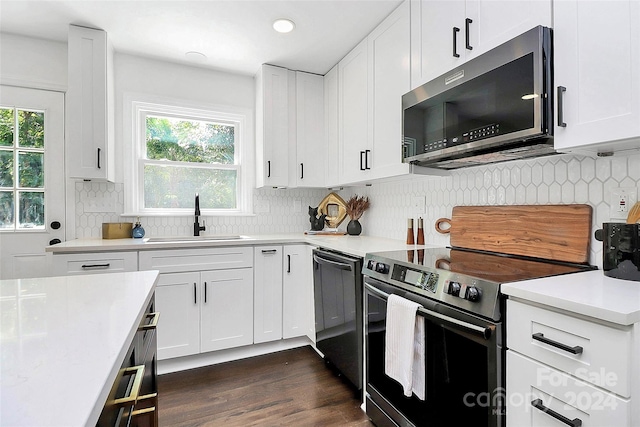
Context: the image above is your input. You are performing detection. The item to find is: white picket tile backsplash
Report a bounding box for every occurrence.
[74,152,640,268]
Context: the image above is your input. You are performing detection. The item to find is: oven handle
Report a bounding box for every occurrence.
[313,254,353,271]
[365,283,492,340]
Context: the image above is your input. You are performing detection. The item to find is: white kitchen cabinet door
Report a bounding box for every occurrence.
[200,268,254,352]
[464,0,551,62]
[255,64,289,188]
[155,272,201,360]
[253,246,283,344]
[368,0,412,181]
[324,65,340,188]
[67,25,114,181]
[294,71,326,187]
[338,38,370,184]
[283,245,313,340]
[410,0,466,88]
[553,0,640,154]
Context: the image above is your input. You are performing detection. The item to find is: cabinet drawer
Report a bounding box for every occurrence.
[507,299,632,397]
[139,247,253,273]
[507,351,630,427]
[52,252,138,276]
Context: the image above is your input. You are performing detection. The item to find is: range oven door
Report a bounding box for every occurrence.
[365,277,504,427]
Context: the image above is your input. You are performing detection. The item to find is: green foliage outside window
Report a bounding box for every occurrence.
[144,115,237,210]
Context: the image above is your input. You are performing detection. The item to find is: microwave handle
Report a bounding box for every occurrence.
[557,86,567,127]
[453,27,461,58]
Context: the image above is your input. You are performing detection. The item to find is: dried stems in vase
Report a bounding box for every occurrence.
[345,195,370,220]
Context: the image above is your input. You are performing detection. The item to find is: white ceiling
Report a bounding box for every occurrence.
[0,0,403,76]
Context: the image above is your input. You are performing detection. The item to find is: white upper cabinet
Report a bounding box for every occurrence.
[294,71,326,187]
[553,0,640,155]
[255,65,326,188]
[67,25,115,181]
[255,64,290,188]
[338,38,370,184]
[324,65,340,188]
[410,0,551,89]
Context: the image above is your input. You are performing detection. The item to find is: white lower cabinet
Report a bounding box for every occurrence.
[283,244,314,340]
[52,251,138,276]
[254,246,284,343]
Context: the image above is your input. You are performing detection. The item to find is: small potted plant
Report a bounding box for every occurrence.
[345,195,370,236]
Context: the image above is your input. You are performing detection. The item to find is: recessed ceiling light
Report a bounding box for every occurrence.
[273,18,295,33]
[185,51,207,63]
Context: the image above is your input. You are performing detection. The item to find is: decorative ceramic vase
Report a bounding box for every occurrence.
[347,219,362,236]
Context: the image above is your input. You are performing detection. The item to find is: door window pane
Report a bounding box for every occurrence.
[17,110,44,148]
[18,152,44,188]
[18,191,44,229]
[0,191,14,229]
[0,150,13,186]
[144,165,237,209]
[0,108,13,147]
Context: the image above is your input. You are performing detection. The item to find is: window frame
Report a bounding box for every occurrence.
[125,97,253,216]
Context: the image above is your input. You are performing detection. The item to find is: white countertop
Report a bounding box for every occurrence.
[47,233,434,258]
[502,270,640,326]
[0,270,159,427]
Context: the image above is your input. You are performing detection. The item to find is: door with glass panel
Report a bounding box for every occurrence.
[0,86,65,279]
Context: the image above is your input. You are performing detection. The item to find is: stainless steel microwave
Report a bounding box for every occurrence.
[402,26,554,169]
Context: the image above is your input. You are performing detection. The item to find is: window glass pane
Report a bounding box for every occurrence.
[0,108,13,147]
[0,191,14,229]
[0,150,14,187]
[18,110,44,148]
[146,116,235,164]
[18,152,44,188]
[18,191,44,228]
[144,165,237,209]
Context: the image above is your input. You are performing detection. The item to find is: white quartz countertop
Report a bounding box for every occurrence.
[502,270,640,326]
[47,233,434,258]
[0,270,159,427]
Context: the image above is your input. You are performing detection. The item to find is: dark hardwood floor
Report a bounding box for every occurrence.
[158,346,374,426]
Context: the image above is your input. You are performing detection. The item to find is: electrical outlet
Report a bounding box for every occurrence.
[293,200,302,213]
[83,195,116,213]
[412,196,426,214]
[610,187,638,220]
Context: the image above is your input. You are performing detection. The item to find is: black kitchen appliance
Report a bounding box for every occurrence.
[313,248,363,391]
[363,247,593,427]
[402,26,553,169]
[595,223,640,281]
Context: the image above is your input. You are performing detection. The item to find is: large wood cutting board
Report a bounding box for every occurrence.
[435,205,592,264]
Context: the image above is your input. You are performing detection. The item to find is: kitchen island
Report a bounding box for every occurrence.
[0,270,159,427]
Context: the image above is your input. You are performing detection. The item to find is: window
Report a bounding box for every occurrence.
[129,100,250,215]
[0,106,45,230]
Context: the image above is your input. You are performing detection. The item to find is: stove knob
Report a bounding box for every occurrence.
[375,263,389,274]
[466,286,480,302]
[448,281,461,296]
[367,260,376,270]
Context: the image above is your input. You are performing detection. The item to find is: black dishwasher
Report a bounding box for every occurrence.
[312,248,363,391]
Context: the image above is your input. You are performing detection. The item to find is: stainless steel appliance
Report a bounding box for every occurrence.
[363,247,593,427]
[313,248,363,391]
[402,26,553,169]
[595,223,640,281]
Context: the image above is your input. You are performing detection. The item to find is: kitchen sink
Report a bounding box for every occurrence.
[146,235,247,243]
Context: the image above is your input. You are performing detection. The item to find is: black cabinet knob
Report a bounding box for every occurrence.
[51,221,61,229]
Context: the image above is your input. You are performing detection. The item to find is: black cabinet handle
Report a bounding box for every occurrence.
[465,18,473,50]
[204,282,207,303]
[49,238,62,245]
[262,249,277,254]
[194,283,197,304]
[287,254,291,273]
[81,263,110,269]
[365,149,371,170]
[532,332,583,354]
[360,151,366,171]
[557,86,567,127]
[300,163,304,180]
[97,148,101,169]
[267,160,271,178]
[51,221,61,229]
[531,399,582,427]
[453,27,460,58]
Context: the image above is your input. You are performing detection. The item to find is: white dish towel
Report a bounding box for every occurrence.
[384,293,426,400]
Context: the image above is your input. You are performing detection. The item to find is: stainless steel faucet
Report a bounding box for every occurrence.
[194,193,206,236]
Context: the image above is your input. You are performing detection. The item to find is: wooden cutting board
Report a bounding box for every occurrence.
[435,204,592,264]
